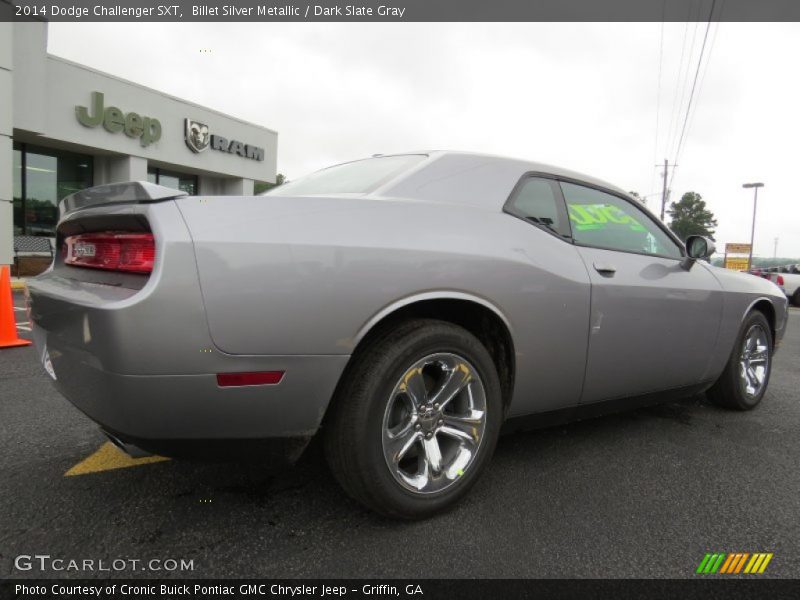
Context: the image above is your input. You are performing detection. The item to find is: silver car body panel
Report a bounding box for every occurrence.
[26,151,789,450]
[573,246,724,403]
[177,192,593,416]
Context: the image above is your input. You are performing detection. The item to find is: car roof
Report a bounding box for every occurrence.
[372,150,634,210]
[383,150,630,197]
[436,150,627,192]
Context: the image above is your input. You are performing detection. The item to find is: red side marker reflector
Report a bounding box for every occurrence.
[216,371,285,387]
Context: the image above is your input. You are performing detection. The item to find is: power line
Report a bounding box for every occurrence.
[669,0,718,191]
[676,4,723,184]
[651,2,666,196]
[665,1,702,162]
[664,21,691,163]
[669,19,700,159]
[649,18,687,199]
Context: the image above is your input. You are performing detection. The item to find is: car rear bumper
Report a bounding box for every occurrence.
[32,320,348,444]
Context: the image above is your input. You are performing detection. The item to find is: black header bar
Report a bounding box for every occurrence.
[3,0,800,22]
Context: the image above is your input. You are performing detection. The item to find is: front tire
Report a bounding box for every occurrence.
[324,319,503,519]
[707,311,773,411]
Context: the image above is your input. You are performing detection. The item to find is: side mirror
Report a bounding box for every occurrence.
[686,235,716,259]
[682,235,716,270]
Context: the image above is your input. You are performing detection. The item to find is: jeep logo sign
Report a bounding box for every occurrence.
[76,92,161,147]
[184,118,264,161]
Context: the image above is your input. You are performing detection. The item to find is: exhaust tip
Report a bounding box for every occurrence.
[103,431,152,459]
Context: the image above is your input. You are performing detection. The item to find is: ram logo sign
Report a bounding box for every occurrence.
[184,118,264,161]
[185,120,211,153]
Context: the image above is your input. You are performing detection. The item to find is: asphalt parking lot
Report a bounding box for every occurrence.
[2,291,799,579]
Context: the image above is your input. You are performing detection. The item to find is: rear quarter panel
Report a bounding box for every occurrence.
[176,195,593,415]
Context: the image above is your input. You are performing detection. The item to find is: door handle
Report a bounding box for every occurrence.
[593,262,617,276]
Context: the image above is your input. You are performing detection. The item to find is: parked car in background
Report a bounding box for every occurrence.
[768,266,800,306]
[26,151,789,518]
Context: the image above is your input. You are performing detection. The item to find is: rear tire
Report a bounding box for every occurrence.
[792,289,800,308]
[707,311,773,411]
[324,319,503,519]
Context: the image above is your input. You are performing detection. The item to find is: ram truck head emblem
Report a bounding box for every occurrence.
[185,119,210,153]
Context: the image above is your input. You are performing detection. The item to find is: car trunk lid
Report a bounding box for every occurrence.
[59,181,187,215]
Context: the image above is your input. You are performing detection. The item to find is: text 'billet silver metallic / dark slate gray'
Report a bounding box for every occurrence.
[4,0,800,23]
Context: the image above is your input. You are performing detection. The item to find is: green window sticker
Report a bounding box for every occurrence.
[568,204,647,232]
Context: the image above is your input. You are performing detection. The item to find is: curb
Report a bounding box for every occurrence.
[11,279,27,291]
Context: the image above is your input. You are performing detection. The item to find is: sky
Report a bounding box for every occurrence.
[48,22,800,258]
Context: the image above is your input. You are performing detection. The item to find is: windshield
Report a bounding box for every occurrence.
[263,154,427,196]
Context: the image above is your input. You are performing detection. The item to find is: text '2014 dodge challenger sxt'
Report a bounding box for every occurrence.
[27,151,788,518]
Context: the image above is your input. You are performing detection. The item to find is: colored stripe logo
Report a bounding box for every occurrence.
[696,552,774,574]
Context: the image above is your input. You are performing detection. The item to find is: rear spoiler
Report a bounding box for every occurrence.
[60,181,188,216]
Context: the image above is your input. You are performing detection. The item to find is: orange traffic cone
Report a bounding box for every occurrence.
[0,265,32,348]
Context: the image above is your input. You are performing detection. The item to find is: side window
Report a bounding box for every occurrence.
[506,177,571,238]
[560,182,682,258]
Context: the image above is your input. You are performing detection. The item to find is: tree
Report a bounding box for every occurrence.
[667,192,718,241]
[254,173,286,195]
[628,191,646,205]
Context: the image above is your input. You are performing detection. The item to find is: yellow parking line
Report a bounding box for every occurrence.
[64,442,170,476]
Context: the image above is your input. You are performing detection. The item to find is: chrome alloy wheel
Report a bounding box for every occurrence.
[739,324,770,397]
[381,353,487,494]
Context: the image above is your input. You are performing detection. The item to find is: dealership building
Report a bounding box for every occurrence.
[0,21,278,265]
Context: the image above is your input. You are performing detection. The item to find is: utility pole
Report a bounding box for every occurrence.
[742,182,764,271]
[774,237,778,259]
[657,158,674,222]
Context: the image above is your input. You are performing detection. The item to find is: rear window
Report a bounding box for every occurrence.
[264,154,427,196]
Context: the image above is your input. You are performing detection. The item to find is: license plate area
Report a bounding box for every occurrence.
[72,242,97,258]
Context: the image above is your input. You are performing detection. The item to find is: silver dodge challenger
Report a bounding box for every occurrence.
[27,151,789,518]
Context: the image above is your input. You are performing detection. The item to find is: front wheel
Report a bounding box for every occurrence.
[324,319,503,519]
[707,311,773,411]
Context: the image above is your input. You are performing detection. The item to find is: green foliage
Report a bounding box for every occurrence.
[628,191,646,204]
[254,173,286,195]
[712,256,800,268]
[667,191,718,242]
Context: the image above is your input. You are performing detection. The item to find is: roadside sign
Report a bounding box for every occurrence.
[725,243,752,254]
[724,242,752,271]
[725,257,751,271]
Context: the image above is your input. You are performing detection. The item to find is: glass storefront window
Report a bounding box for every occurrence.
[13,143,93,236]
[147,167,198,195]
[13,148,23,235]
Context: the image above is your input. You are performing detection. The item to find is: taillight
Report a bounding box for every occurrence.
[216,371,285,387]
[776,275,785,286]
[64,232,155,274]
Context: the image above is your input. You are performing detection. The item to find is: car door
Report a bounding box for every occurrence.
[558,181,724,404]
[503,175,592,413]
